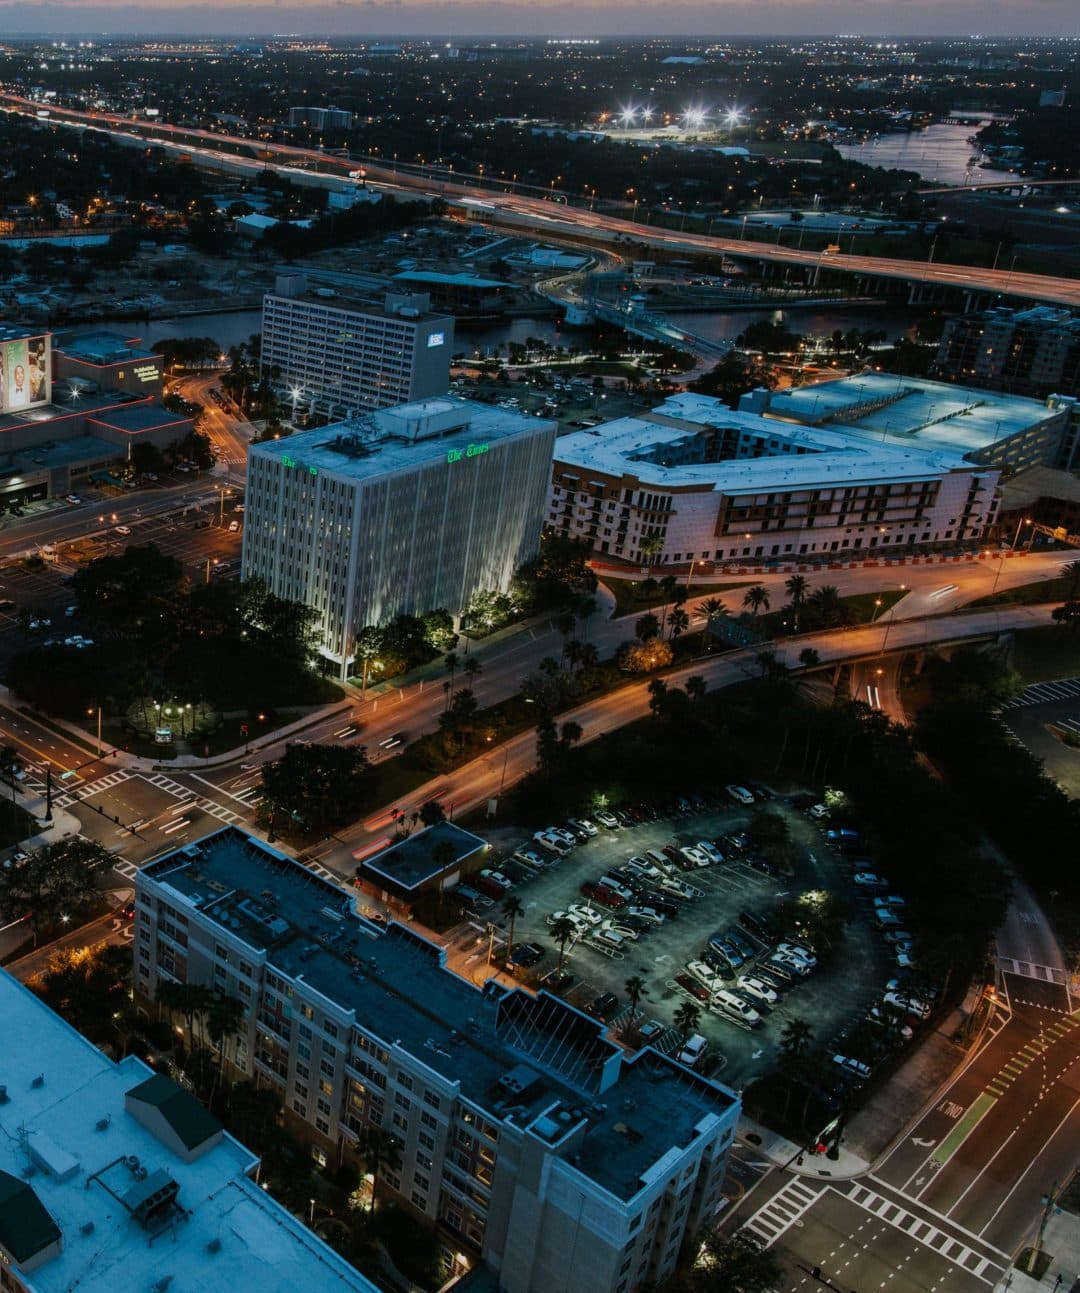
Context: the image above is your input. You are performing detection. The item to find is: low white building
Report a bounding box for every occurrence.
[0,969,377,1293]
[547,377,1069,567]
[242,396,556,676]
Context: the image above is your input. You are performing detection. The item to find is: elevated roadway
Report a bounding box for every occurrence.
[4,93,1080,309]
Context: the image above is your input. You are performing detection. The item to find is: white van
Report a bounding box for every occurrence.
[676,1033,708,1069]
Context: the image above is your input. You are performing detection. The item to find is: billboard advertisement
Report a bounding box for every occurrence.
[0,334,50,413]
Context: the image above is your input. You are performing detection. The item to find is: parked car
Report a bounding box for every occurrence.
[697,840,724,865]
[687,960,727,994]
[637,1020,666,1046]
[737,975,779,1006]
[585,992,619,1021]
[725,784,755,806]
[884,991,932,1019]
[739,910,778,944]
[567,817,598,838]
[594,810,619,830]
[625,856,663,880]
[676,1033,709,1069]
[567,903,604,926]
[534,830,572,857]
[680,846,711,869]
[808,802,830,820]
[709,988,761,1026]
[675,972,711,1003]
[833,1054,872,1081]
[65,494,81,504]
[854,872,887,888]
[746,857,781,877]
[707,933,744,971]
[767,952,809,980]
[479,868,512,891]
[455,885,492,911]
[507,943,545,968]
[626,904,666,925]
[777,941,817,968]
[580,883,625,909]
[540,969,575,994]
[114,525,131,535]
[515,847,557,870]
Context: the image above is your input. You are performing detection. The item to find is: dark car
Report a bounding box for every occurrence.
[740,910,778,944]
[586,992,620,1021]
[563,821,591,843]
[747,856,781,877]
[540,969,575,995]
[643,895,681,918]
[674,973,711,1002]
[747,781,775,800]
[700,947,736,979]
[508,942,545,969]
[580,883,626,910]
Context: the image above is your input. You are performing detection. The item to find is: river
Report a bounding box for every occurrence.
[834,118,1016,188]
[107,301,926,365]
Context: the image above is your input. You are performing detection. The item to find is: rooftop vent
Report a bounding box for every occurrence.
[95,1116,111,1132]
[31,1075,44,1089]
[81,1222,95,1236]
[0,1086,8,1103]
[207,1238,222,1254]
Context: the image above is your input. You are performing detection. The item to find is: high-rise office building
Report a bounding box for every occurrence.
[242,395,555,676]
[288,105,355,130]
[0,967,378,1293]
[260,275,453,420]
[135,827,741,1293]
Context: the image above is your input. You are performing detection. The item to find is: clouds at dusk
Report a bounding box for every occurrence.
[0,0,1074,36]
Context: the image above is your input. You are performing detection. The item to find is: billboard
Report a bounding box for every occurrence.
[0,334,51,413]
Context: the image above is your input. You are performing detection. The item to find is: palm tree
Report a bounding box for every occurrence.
[668,606,690,641]
[685,674,708,702]
[700,596,730,650]
[624,975,646,1022]
[576,594,599,639]
[501,894,524,956]
[443,651,459,706]
[808,583,842,627]
[462,656,482,692]
[779,1016,813,1061]
[674,1000,701,1043]
[550,915,578,973]
[742,584,771,617]
[785,573,809,629]
[639,532,664,570]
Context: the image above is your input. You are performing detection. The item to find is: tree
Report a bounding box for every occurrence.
[785,573,809,629]
[1062,560,1080,601]
[462,656,482,691]
[668,607,690,641]
[624,974,646,1021]
[619,640,674,673]
[674,1000,701,1043]
[576,594,599,639]
[700,597,730,648]
[358,1127,403,1213]
[0,837,109,938]
[260,743,374,835]
[501,894,525,956]
[354,625,384,694]
[798,647,822,669]
[550,915,578,973]
[155,979,214,1053]
[686,674,708,703]
[691,1228,783,1292]
[443,651,459,706]
[742,584,771,617]
[639,533,664,570]
[70,543,185,637]
[806,583,844,628]
[635,612,661,642]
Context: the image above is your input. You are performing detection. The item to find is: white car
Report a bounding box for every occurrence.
[725,784,755,806]
[533,830,572,857]
[626,905,665,925]
[770,950,812,977]
[737,974,778,1006]
[808,802,830,820]
[680,846,711,869]
[687,960,726,994]
[882,930,912,945]
[548,826,578,848]
[567,817,599,837]
[711,989,761,1025]
[884,991,932,1019]
[854,872,886,887]
[114,525,131,535]
[697,840,724,865]
[479,868,512,891]
[594,810,619,830]
[895,948,917,969]
[777,942,817,969]
[625,856,662,880]
[65,494,81,504]
[546,910,589,932]
[599,919,639,941]
[833,1054,872,1080]
[567,903,603,927]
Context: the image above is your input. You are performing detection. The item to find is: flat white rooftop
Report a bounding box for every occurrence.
[249,395,553,483]
[554,396,972,494]
[0,969,376,1293]
[755,372,1059,456]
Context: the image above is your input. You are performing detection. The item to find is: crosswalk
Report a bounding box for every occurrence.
[1001,677,1080,709]
[146,773,242,825]
[998,956,1069,985]
[741,1176,824,1246]
[839,1180,1006,1283]
[53,768,134,808]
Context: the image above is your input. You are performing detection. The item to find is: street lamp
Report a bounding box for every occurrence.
[205,557,219,584]
[289,386,304,424]
[1012,515,1032,549]
[87,705,102,747]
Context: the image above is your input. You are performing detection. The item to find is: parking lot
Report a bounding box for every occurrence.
[0,495,243,667]
[469,800,890,1090]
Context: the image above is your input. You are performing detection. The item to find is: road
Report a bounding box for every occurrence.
[4,94,1080,308]
[171,372,256,477]
[3,906,134,983]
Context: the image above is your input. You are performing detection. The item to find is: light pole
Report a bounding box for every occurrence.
[87,706,102,748]
[1012,515,1032,549]
[205,557,219,584]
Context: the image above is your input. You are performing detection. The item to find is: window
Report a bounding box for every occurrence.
[413,1172,430,1191]
[316,1117,331,1135]
[421,1111,439,1130]
[319,1079,334,1097]
[411,1191,427,1209]
[417,1153,433,1171]
[393,1112,409,1132]
[398,1073,413,1091]
[395,1092,411,1110]
[295,1082,309,1099]
[418,1132,436,1152]
[292,1099,307,1117]
[422,1090,441,1111]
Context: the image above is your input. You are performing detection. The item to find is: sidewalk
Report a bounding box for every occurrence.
[993,1207,1080,1292]
[738,1115,869,1181]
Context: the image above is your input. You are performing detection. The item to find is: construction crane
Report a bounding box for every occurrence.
[1029,521,1080,548]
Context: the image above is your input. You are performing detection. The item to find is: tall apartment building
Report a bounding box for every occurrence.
[0,967,377,1293]
[933,306,1080,402]
[242,396,555,676]
[134,828,741,1293]
[288,105,355,130]
[260,275,453,420]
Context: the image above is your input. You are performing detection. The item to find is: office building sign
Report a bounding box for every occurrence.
[0,334,50,412]
[427,332,445,348]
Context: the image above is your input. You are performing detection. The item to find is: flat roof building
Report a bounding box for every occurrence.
[0,968,378,1293]
[356,820,487,908]
[933,305,1080,404]
[260,274,454,420]
[135,827,740,1293]
[547,383,1058,567]
[53,330,164,399]
[242,395,555,677]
